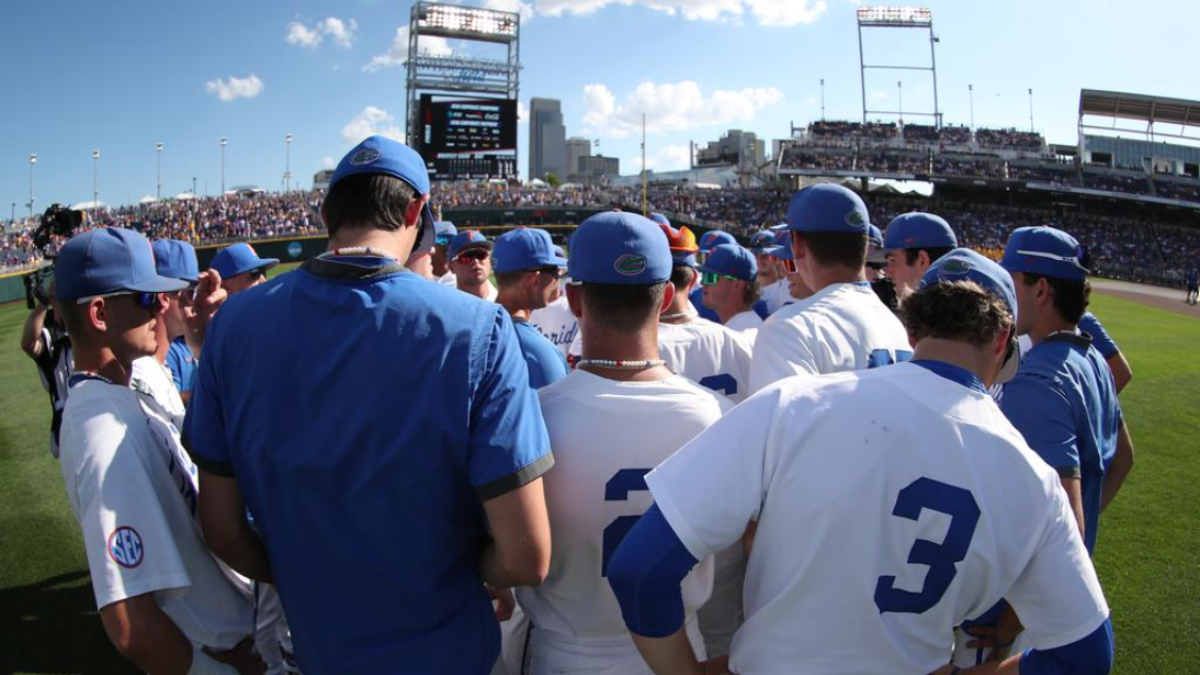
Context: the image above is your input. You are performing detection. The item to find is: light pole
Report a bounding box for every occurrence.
[220,136,228,198]
[156,142,164,200]
[897,81,903,125]
[1027,88,1035,133]
[29,153,37,220]
[285,132,293,192]
[968,84,975,131]
[193,176,197,197]
[93,150,101,206]
[820,78,826,121]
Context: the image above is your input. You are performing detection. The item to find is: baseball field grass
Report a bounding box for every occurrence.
[0,277,1195,674]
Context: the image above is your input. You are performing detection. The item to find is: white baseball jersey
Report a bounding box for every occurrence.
[517,370,727,664]
[724,310,764,344]
[658,317,756,403]
[529,295,579,359]
[59,378,257,650]
[760,278,792,315]
[437,270,457,287]
[646,363,1110,675]
[131,356,187,429]
[749,281,910,394]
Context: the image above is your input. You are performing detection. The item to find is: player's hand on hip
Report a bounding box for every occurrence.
[486,583,515,622]
[204,636,266,675]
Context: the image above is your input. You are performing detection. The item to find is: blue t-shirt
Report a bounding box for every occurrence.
[165,336,196,395]
[183,256,553,674]
[1001,333,1121,555]
[688,285,721,323]
[513,319,568,389]
[1077,312,1119,360]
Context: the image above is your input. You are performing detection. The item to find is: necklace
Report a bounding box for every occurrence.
[319,246,393,259]
[659,312,693,322]
[1044,328,1080,341]
[577,358,665,371]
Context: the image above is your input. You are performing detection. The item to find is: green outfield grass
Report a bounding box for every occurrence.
[0,287,1195,674]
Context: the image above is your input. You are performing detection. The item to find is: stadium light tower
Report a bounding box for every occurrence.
[156,142,164,200]
[220,137,227,199]
[406,2,521,180]
[93,150,101,207]
[968,84,975,130]
[285,132,293,192]
[1028,88,1035,133]
[820,78,826,121]
[29,153,36,220]
[857,7,941,127]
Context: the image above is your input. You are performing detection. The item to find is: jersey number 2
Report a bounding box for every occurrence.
[601,468,652,577]
[874,477,980,614]
[699,374,737,396]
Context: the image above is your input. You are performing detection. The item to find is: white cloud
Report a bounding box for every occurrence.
[205,75,264,102]
[342,106,406,145]
[322,156,337,168]
[286,17,358,49]
[363,26,453,72]
[517,100,530,121]
[582,81,783,138]
[871,91,889,101]
[532,0,825,25]
[658,144,693,169]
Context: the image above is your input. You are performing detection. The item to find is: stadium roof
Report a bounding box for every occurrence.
[1080,90,1200,129]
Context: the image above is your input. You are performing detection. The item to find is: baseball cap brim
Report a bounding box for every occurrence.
[126,275,190,294]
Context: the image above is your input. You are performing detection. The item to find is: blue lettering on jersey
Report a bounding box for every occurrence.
[868,349,914,369]
[601,468,652,577]
[107,526,144,568]
[875,477,980,614]
[698,373,737,397]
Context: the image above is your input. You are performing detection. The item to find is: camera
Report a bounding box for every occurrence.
[23,204,85,309]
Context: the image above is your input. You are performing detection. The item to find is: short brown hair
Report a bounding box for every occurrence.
[495,269,532,289]
[1020,273,1090,324]
[670,265,696,290]
[740,277,761,307]
[321,174,416,236]
[901,280,1013,346]
[794,231,867,269]
[580,282,668,333]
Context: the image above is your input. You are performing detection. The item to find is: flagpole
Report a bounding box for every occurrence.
[641,113,648,216]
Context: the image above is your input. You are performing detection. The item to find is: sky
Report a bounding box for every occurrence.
[2,0,1197,216]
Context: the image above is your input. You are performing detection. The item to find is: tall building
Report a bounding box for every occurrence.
[578,155,619,183]
[566,137,592,181]
[695,129,766,168]
[529,98,567,181]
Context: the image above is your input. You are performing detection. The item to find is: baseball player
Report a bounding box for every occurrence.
[751,229,791,315]
[433,220,459,286]
[1186,266,1198,305]
[699,243,764,342]
[748,184,911,395]
[882,212,958,301]
[449,230,498,301]
[210,243,278,296]
[493,228,570,388]
[20,276,73,459]
[153,240,201,402]
[185,136,553,674]
[529,248,579,359]
[53,227,264,675]
[517,211,726,674]
[690,228,735,322]
[607,249,1114,675]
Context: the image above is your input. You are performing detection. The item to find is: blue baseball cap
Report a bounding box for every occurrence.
[568,211,672,285]
[884,212,958,251]
[749,230,776,254]
[448,230,492,258]
[767,229,794,261]
[55,227,189,302]
[553,245,565,259]
[330,135,436,251]
[152,239,200,284]
[699,230,737,253]
[659,223,700,268]
[1000,226,1088,282]
[493,228,567,273]
[210,243,279,280]
[434,221,458,240]
[648,213,671,227]
[699,244,758,282]
[920,248,1017,323]
[867,224,884,249]
[786,184,870,234]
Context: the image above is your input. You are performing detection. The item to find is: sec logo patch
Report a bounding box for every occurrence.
[107,526,144,568]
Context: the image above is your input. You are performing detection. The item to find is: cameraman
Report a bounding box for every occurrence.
[20,275,73,459]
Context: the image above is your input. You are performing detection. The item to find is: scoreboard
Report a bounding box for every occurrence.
[417,95,518,180]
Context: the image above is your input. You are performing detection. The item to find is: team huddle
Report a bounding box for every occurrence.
[38,135,1131,675]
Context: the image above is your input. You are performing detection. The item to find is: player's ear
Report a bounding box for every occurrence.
[405,194,429,229]
[660,280,675,314]
[566,283,583,318]
[88,298,108,333]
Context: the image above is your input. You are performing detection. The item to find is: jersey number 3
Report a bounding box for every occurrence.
[875,477,980,614]
[601,468,652,577]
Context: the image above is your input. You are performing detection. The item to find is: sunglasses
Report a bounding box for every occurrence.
[75,290,160,309]
[538,267,566,279]
[436,236,453,247]
[248,268,267,281]
[700,272,738,286]
[454,250,490,264]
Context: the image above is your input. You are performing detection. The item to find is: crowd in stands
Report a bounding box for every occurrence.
[4,180,1196,287]
[974,127,1045,151]
[1154,178,1200,202]
[807,120,898,143]
[1080,171,1153,196]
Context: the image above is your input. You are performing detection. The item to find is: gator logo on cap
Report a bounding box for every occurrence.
[942,258,973,274]
[845,210,866,227]
[350,149,381,165]
[614,254,647,276]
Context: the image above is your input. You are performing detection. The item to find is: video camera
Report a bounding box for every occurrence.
[23,204,85,309]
